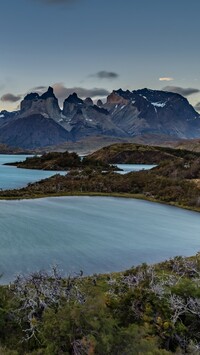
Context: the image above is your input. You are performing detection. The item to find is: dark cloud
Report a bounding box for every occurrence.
[194,102,200,112]
[29,86,47,95]
[1,93,22,102]
[90,71,119,80]
[32,86,47,90]
[162,86,200,97]
[52,83,110,99]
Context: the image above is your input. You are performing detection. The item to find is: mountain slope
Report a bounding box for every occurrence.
[0,86,200,149]
[105,88,200,138]
[0,114,71,149]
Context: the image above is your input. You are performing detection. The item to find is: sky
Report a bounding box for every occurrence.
[1,0,200,111]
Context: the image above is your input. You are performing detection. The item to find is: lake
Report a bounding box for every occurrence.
[116,163,156,174]
[0,155,66,190]
[0,196,200,284]
[0,155,155,189]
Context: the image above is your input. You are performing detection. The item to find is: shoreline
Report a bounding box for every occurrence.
[0,190,199,213]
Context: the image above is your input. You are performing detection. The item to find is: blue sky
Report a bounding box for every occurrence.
[1,0,200,110]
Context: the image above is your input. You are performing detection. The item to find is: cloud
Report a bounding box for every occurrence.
[32,86,47,91]
[30,86,47,95]
[159,77,174,82]
[194,102,200,112]
[162,86,200,97]
[1,93,22,102]
[52,83,110,99]
[2,83,110,107]
[90,71,119,80]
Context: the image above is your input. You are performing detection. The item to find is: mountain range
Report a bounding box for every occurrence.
[0,86,200,149]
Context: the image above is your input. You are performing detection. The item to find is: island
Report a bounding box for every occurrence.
[2,143,200,212]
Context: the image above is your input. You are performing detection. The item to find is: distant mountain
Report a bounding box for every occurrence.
[105,88,200,138]
[0,86,200,149]
[20,86,61,122]
[0,114,71,149]
[62,93,126,139]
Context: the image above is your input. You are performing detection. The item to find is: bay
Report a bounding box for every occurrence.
[0,155,66,190]
[0,196,199,284]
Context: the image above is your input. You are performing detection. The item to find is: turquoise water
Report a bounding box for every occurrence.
[0,196,200,284]
[0,155,154,189]
[116,164,156,173]
[0,155,66,190]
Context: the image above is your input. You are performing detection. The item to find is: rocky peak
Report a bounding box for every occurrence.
[64,93,83,105]
[107,91,130,105]
[24,92,40,101]
[84,97,93,106]
[63,93,84,117]
[20,87,61,122]
[97,99,103,107]
[40,86,56,100]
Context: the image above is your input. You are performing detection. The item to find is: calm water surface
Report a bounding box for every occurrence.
[0,155,66,190]
[0,155,154,189]
[117,164,156,173]
[0,196,200,283]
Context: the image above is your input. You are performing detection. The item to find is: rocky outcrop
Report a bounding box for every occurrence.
[97,99,103,107]
[62,93,83,117]
[20,87,61,122]
[107,90,130,105]
[84,97,93,106]
[62,93,126,139]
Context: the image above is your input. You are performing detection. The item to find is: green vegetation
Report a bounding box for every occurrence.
[0,166,199,210]
[1,144,200,353]
[1,255,200,353]
[5,151,118,172]
[2,143,200,211]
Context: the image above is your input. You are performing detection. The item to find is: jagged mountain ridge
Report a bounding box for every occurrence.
[105,88,200,137]
[0,86,200,148]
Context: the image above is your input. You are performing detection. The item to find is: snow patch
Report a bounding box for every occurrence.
[42,113,49,118]
[120,105,126,110]
[151,102,166,108]
[139,94,148,100]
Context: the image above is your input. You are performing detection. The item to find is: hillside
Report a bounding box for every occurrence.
[1,254,200,354]
[88,143,200,164]
[0,143,31,154]
[173,138,200,152]
[0,114,71,149]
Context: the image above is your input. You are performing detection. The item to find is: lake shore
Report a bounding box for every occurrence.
[0,190,199,214]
